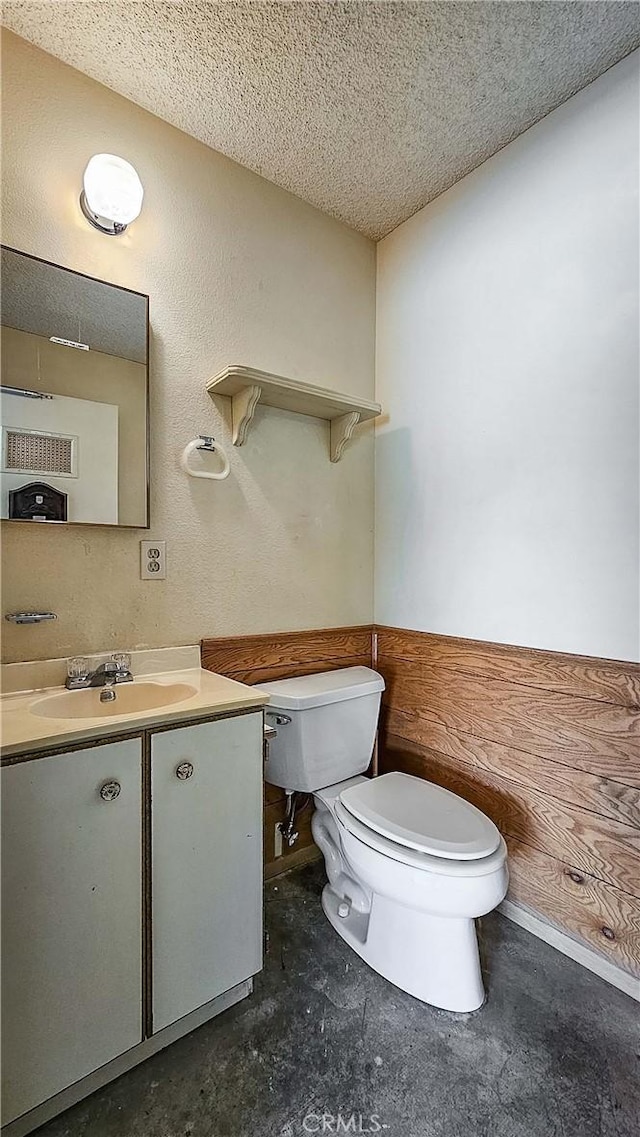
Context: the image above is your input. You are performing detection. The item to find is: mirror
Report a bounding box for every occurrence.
[0,247,149,528]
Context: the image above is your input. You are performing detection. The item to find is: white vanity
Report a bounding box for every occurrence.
[0,647,268,1136]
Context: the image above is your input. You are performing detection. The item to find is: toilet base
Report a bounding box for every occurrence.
[321,881,485,1013]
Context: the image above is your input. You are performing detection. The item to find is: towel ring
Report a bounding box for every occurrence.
[180,436,230,481]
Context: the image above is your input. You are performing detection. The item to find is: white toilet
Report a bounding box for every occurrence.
[260,666,509,1013]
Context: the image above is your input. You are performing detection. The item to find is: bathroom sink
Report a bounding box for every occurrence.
[31,681,198,720]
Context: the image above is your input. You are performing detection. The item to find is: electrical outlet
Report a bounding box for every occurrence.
[140,540,166,580]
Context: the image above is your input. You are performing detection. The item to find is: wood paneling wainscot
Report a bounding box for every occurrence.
[375,626,640,981]
[202,623,640,981]
[202,626,374,878]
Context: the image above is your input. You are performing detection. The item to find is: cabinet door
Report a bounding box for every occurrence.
[151,713,263,1032]
[1,740,142,1126]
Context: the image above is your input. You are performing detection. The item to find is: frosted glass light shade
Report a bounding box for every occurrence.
[81,154,144,234]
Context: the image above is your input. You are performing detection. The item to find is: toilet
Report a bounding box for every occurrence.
[260,666,509,1013]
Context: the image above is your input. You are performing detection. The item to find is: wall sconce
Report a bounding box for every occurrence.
[80,154,144,235]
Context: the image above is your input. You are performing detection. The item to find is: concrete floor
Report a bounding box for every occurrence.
[41,863,638,1137]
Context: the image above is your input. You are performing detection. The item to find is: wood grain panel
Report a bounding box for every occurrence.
[383,707,640,827]
[265,781,286,806]
[225,655,372,689]
[264,844,322,880]
[204,623,640,976]
[378,655,640,783]
[263,798,320,880]
[202,626,374,878]
[505,836,640,978]
[376,626,640,708]
[381,734,640,899]
[377,626,640,977]
[202,626,372,680]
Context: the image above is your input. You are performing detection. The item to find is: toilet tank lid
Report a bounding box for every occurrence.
[256,666,385,710]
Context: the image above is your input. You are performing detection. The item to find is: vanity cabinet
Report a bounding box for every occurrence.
[1,740,143,1126]
[151,715,263,1030]
[1,709,263,1134]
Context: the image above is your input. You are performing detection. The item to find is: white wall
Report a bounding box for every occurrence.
[375,52,639,662]
[1,32,376,663]
[1,390,119,524]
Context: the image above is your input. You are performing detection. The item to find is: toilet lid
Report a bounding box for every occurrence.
[339,772,501,860]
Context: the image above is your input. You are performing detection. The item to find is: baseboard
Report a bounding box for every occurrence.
[499,900,639,1002]
[265,844,322,880]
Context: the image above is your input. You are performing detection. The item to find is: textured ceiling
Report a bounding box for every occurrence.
[2,1,639,239]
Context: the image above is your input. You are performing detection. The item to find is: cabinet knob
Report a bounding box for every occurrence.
[99,781,121,801]
[176,762,194,780]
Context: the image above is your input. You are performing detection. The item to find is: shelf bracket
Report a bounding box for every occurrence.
[208,366,381,461]
[231,384,262,446]
[330,411,361,463]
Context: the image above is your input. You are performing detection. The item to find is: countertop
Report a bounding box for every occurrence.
[1,650,269,758]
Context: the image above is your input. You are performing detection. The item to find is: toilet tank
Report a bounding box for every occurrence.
[257,667,385,793]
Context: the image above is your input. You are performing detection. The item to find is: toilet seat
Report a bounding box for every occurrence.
[334,800,506,877]
[337,772,501,862]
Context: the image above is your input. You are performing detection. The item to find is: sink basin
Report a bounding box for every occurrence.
[31,681,198,720]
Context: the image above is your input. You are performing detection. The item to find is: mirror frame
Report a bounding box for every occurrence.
[1,245,150,530]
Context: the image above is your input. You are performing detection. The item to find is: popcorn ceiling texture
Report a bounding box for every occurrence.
[2,2,639,239]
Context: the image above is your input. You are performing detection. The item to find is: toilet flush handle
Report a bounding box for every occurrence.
[266,712,291,727]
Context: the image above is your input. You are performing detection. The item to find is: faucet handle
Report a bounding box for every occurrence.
[67,656,90,680]
[112,652,132,673]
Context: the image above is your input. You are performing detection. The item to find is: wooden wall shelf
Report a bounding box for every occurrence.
[206,366,381,462]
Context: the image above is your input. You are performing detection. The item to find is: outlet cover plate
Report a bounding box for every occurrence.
[140,540,166,580]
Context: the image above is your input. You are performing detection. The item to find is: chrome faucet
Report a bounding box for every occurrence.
[66,654,133,691]
[99,669,119,703]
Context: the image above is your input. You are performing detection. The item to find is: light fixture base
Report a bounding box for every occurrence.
[79,190,127,236]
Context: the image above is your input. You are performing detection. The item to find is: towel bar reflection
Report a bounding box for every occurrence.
[180,436,230,481]
[5,612,57,625]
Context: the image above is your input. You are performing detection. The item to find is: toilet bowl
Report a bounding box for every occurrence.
[258,666,508,1013]
[312,776,508,1012]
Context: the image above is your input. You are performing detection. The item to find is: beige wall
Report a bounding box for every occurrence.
[2,327,147,525]
[0,31,376,663]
